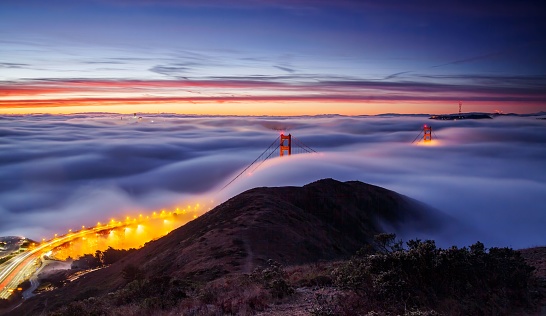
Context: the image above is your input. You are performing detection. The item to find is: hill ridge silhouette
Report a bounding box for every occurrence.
[10,178,447,315]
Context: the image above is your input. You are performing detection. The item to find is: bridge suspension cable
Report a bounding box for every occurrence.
[251,143,281,173]
[220,134,318,191]
[220,135,281,191]
[411,124,438,143]
[411,128,424,144]
[292,136,317,154]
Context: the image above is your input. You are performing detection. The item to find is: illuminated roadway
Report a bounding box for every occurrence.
[0,204,205,300]
[0,226,114,299]
[0,220,157,299]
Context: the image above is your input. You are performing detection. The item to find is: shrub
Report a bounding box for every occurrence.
[110,275,189,310]
[101,247,136,265]
[48,297,109,316]
[373,233,404,254]
[309,293,338,316]
[121,263,144,282]
[333,235,536,315]
[71,253,101,269]
[250,259,294,298]
[286,262,334,288]
[71,247,137,270]
[197,277,270,314]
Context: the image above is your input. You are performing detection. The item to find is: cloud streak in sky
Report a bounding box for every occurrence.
[2,76,545,112]
[0,114,545,249]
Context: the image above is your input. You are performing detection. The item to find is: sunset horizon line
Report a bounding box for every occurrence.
[2,110,545,117]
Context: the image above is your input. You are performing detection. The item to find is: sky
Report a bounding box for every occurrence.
[1,0,546,115]
[1,114,545,249]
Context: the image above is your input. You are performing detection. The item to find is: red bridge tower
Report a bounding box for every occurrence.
[423,125,432,142]
[280,133,292,156]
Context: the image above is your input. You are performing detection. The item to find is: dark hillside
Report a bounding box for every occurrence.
[128,178,444,280]
[10,179,447,315]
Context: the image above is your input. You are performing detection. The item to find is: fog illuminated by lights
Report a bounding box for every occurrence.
[49,205,203,260]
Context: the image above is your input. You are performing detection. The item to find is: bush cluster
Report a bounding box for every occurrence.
[111,275,189,309]
[333,234,536,315]
[71,247,136,269]
[250,259,295,299]
[198,278,270,314]
[50,273,191,315]
[46,259,295,315]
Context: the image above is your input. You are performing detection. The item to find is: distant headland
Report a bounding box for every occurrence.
[430,113,492,120]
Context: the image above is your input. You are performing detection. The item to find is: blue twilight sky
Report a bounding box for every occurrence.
[1,0,545,114]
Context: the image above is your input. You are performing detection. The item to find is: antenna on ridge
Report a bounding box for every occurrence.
[459,101,462,115]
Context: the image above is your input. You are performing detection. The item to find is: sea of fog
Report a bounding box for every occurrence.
[1,114,545,249]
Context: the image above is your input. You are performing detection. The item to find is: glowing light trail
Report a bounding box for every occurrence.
[0,203,205,298]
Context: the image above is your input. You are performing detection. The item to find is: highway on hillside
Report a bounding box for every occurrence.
[0,224,124,299]
[0,208,199,299]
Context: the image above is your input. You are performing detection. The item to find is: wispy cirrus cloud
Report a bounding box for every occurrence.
[1,75,545,111]
[0,63,30,69]
[273,65,296,73]
[76,0,546,17]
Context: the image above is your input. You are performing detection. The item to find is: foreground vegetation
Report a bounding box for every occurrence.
[9,234,544,315]
[329,234,539,315]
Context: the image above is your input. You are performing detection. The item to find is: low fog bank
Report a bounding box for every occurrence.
[1,114,544,249]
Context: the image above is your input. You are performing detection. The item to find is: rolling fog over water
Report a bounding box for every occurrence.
[1,114,545,249]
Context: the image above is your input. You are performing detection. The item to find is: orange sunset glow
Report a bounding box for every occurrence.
[1,78,544,116]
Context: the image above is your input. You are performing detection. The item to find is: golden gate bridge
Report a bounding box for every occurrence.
[220,133,318,190]
[411,125,440,144]
[0,132,319,299]
[2,126,439,299]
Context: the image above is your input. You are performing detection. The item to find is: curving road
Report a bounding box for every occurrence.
[0,224,122,299]
[0,209,196,299]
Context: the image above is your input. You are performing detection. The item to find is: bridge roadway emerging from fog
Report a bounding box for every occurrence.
[0,222,133,299]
